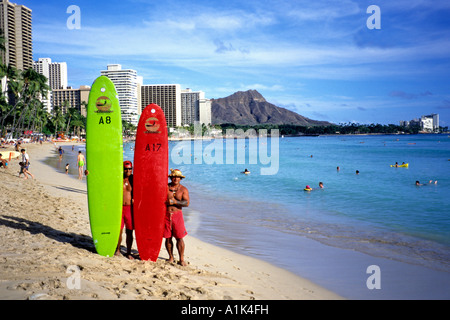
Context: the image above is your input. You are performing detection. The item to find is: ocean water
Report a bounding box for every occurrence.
[112,134,449,298]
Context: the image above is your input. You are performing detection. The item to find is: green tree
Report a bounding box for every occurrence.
[51,104,65,137]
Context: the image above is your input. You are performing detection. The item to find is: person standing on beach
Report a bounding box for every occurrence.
[165,169,190,266]
[20,149,34,179]
[77,151,85,180]
[58,146,64,161]
[116,161,135,259]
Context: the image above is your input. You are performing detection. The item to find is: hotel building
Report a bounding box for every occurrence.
[181,88,212,126]
[33,58,68,112]
[0,0,32,70]
[140,84,182,128]
[400,113,440,133]
[101,64,140,126]
[33,58,68,90]
[420,114,439,132]
[51,85,90,117]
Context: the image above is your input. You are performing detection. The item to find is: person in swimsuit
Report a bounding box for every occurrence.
[58,146,63,160]
[165,169,190,266]
[77,151,85,180]
[116,161,135,259]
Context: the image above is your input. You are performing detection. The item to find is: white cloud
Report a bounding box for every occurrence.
[239,84,284,92]
[286,0,361,21]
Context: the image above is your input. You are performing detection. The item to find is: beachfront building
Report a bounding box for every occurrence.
[400,113,440,133]
[0,0,32,70]
[52,85,90,116]
[199,98,212,126]
[101,64,140,126]
[181,88,212,126]
[421,114,439,133]
[140,84,182,128]
[33,58,68,112]
[33,58,68,90]
[399,120,410,127]
[0,0,32,103]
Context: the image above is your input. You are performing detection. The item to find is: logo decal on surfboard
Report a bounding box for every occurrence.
[144,117,161,134]
[95,96,113,113]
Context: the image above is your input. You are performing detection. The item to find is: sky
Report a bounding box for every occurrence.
[20,0,450,126]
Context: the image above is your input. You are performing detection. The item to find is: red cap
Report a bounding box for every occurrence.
[123,161,133,168]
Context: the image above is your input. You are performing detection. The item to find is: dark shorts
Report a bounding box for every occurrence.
[163,210,188,239]
[121,205,134,230]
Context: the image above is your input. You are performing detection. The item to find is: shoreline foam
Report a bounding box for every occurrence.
[0,141,342,300]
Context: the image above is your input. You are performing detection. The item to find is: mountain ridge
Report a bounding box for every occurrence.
[211,90,330,126]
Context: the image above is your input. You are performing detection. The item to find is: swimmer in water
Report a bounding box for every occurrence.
[416,180,437,186]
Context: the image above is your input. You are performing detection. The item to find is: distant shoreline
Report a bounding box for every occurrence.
[166,131,449,141]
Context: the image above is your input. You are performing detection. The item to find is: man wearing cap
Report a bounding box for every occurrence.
[165,169,190,266]
[116,161,135,259]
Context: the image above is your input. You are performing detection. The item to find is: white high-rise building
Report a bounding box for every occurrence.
[421,114,439,133]
[101,64,139,126]
[33,58,68,89]
[199,98,212,126]
[400,113,440,133]
[33,58,68,112]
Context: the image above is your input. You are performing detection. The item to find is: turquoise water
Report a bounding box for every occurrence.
[123,134,450,275]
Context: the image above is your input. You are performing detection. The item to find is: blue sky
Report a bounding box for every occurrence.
[21,0,450,126]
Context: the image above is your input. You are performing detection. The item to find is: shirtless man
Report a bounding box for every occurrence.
[116,161,134,259]
[165,169,190,266]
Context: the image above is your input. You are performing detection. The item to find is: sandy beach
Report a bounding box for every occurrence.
[0,141,342,300]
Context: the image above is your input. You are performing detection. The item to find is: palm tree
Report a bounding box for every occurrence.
[122,119,136,137]
[62,100,71,134]
[0,70,22,137]
[51,104,65,137]
[0,30,5,65]
[80,100,88,117]
[65,104,85,137]
[7,69,49,138]
[32,101,48,134]
[0,64,20,137]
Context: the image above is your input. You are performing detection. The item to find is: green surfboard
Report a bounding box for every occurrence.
[86,76,123,257]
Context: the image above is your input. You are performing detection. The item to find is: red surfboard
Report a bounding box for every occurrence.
[133,104,169,261]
